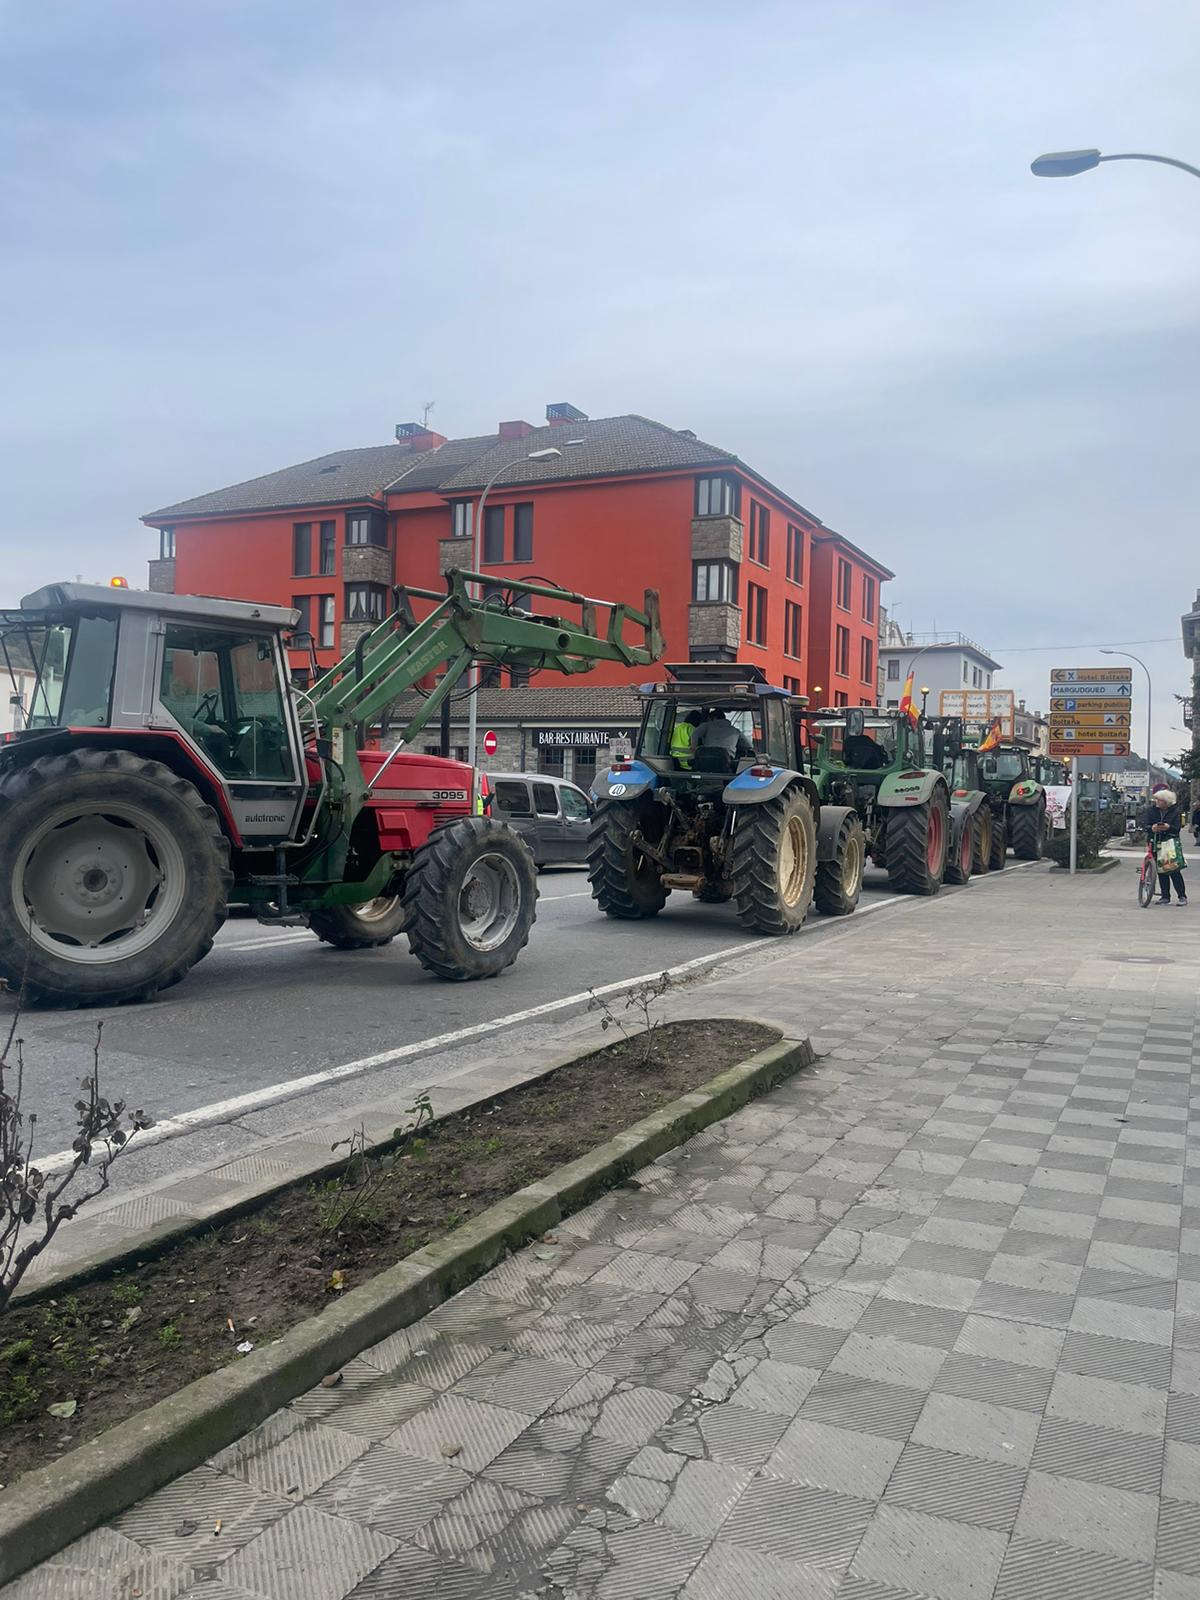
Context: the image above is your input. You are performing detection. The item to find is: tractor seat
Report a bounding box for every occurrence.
[844,735,889,770]
[693,746,736,775]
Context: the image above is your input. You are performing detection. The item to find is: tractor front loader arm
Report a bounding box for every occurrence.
[310,569,663,748]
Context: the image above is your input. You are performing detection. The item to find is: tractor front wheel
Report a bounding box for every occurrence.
[0,748,231,1007]
[972,808,993,875]
[944,813,975,886]
[403,816,537,981]
[1009,804,1045,861]
[885,793,950,896]
[729,789,817,934]
[988,816,1008,871]
[814,814,865,917]
[309,896,407,949]
[587,801,669,919]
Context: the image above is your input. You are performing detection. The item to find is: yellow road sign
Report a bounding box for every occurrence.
[1049,712,1131,730]
[1049,696,1135,714]
[1050,667,1133,684]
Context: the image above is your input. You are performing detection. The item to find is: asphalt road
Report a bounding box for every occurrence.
[6,865,915,1173]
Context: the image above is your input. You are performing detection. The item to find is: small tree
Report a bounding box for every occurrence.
[587,972,676,1066]
[1,1015,152,1315]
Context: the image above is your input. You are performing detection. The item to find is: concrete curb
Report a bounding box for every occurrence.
[0,1031,812,1585]
[15,1015,632,1302]
[1050,856,1120,874]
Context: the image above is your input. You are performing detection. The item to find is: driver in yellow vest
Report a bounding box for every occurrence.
[670,709,702,769]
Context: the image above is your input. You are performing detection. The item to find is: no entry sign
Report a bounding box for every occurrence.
[482,730,498,757]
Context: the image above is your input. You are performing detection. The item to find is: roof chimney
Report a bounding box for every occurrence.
[546,402,588,427]
[498,420,534,440]
[394,421,447,451]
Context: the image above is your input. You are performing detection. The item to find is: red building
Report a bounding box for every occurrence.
[144,406,892,772]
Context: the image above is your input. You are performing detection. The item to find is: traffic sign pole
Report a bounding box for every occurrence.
[1069,771,1077,876]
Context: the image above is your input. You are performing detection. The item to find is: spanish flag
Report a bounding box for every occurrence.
[898,670,918,727]
[978,718,1002,753]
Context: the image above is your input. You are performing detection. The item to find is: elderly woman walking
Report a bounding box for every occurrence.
[1149,788,1188,906]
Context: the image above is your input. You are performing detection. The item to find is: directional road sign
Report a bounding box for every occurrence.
[1049,712,1131,729]
[1045,680,1131,698]
[1049,696,1136,714]
[1048,739,1128,757]
[1051,667,1133,684]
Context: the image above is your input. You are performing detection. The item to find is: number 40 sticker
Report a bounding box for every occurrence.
[609,782,627,795]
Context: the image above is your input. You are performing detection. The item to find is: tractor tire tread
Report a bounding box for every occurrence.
[402,814,537,981]
[729,789,817,935]
[886,794,949,897]
[1009,804,1045,861]
[814,815,865,916]
[308,898,407,950]
[0,747,231,1007]
[587,802,668,919]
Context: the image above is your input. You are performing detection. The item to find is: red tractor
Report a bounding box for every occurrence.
[0,571,661,1006]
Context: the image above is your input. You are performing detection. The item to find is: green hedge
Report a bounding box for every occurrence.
[1046,805,1120,868]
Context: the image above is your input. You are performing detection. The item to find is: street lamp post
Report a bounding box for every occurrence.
[1031,148,1200,182]
[920,685,931,717]
[465,448,562,769]
[1101,648,1153,809]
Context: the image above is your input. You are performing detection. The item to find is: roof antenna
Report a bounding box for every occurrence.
[422,400,435,428]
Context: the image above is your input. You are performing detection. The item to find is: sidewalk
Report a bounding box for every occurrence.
[12,858,1200,1600]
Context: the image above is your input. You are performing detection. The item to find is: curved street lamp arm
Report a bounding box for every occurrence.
[1099,152,1200,181]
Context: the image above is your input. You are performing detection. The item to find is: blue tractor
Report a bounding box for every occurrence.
[588,664,865,933]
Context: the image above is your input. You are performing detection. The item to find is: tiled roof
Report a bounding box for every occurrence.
[145,435,500,522]
[437,415,733,492]
[389,685,644,725]
[144,417,731,522]
[146,444,426,521]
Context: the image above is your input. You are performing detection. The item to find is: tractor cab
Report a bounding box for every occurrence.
[927,716,982,795]
[620,663,802,788]
[978,744,1032,790]
[801,707,924,806]
[1030,754,1067,786]
[2,583,308,843]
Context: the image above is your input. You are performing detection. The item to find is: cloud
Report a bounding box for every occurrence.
[0,0,1197,755]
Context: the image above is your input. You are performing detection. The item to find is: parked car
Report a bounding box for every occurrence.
[489,772,593,867]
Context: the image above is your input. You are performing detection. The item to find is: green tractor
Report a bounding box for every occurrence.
[588,664,866,933]
[1031,754,1068,787]
[803,706,951,895]
[927,717,999,879]
[977,740,1049,861]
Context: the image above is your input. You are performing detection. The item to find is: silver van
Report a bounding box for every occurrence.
[489,772,593,867]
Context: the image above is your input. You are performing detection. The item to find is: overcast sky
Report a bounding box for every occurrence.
[2,1,1197,758]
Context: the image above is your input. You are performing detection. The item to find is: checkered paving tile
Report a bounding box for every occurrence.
[10,864,1200,1598]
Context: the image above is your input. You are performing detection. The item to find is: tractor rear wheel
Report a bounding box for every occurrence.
[309,896,407,949]
[885,792,950,896]
[0,748,231,1007]
[587,801,669,919]
[988,816,1008,871]
[944,813,975,886]
[814,814,865,917]
[972,808,993,875]
[1009,804,1045,861]
[403,816,536,980]
[729,789,817,934]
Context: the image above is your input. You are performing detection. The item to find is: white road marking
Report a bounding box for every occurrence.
[36,891,909,1172]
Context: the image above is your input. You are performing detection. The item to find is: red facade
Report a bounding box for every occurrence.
[146,414,892,704]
